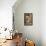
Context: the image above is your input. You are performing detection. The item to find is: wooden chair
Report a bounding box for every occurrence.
[15,33,23,46]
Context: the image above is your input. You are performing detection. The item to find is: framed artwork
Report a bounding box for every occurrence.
[24,13,33,26]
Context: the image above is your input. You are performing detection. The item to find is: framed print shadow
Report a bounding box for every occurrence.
[13,13,15,31]
[24,13,33,26]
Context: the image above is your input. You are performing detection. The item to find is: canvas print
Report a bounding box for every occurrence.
[24,13,33,26]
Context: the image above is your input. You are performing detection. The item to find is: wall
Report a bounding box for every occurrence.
[0,0,46,46]
[40,0,46,46]
[0,0,17,38]
[0,0,16,30]
[13,0,41,46]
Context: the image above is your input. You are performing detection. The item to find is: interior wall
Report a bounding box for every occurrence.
[41,0,46,46]
[0,0,46,46]
[13,0,41,46]
[0,0,16,29]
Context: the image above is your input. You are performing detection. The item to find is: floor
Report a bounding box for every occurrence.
[0,39,16,46]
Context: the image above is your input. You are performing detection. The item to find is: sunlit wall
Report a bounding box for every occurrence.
[0,0,16,30]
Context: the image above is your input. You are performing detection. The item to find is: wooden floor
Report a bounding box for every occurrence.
[0,39,16,46]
